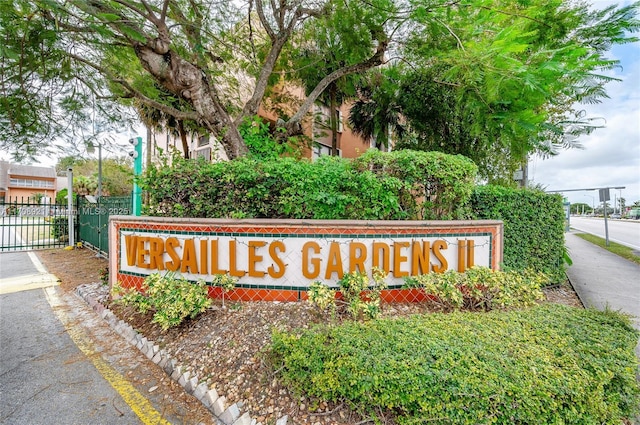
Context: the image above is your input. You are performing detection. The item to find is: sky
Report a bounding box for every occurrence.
[530,0,640,209]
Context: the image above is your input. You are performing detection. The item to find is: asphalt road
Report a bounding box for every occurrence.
[0,251,215,425]
[569,216,640,251]
[0,287,144,425]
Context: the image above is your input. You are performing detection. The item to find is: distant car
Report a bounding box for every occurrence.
[611,213,621,219]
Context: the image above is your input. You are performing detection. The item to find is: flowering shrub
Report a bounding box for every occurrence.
[112,273,214,330]
[404,266,546,311]
[308,268,387,320]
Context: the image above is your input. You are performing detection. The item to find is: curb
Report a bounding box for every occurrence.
[563,272,586,309]
[75,284,283,425]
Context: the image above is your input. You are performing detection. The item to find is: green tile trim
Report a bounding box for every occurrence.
[118,227,494,240]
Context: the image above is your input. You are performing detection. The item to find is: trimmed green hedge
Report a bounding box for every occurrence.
[352,149,478,219]
[470,185,566,284]
[270,304,640,424]
[143,150,477,220]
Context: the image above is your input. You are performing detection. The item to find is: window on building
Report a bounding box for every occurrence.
[9,178,54,189]
[312,143,341,160]
[198,135,210,147]
[314,105,343,133]
[192,147,212,161]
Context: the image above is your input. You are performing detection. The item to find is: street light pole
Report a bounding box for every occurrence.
[87,141,103,199]
[97,143,102,199]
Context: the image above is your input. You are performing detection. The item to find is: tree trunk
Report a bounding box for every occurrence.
[330,84,338,156]
[178,120,189,159]
[135,45,248,159]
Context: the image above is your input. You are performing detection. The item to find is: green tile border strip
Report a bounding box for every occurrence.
[119,227,494,240]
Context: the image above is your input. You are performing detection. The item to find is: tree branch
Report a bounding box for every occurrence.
[236,2,326,125]
[68,53,200,121]
[434,18,465,51]
[255,0,276,40]
[285,34,390,132]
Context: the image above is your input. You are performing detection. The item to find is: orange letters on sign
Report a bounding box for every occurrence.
[302,241,321,279]
[324,242,344,280]
[136,237,150,268]
[125,235,138,266]
[393,242,410,277]
[229,240,246,277]
[248,241,267,278]
[267,241,286,278]
[181,239,198,274]
[431,240,448,273]
[349,242,367,274]
[165,237,181,272]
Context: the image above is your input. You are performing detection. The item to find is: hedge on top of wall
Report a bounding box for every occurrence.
[470,185,566,284]
[352,149,478,220]
[143,150,478,221]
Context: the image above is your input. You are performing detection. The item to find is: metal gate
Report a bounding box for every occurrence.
[78,196,131,256]
[0,197,77,251]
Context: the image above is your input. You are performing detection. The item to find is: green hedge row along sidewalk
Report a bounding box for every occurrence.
[269,304,640,425]
[471,185,566,284]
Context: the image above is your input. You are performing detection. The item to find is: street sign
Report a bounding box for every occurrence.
[599,188,610,202]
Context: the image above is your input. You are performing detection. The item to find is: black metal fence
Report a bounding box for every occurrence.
[1,195,132,254]
[0,197,76,251]
[78,196,131,256]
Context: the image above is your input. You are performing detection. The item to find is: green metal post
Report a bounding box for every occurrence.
[130,136,143,216]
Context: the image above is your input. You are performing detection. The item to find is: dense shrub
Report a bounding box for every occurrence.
[404,266,546,311]
[52,216,69,240]
[112,273,213,330]
[471,185,566,283]
[143,150,477,220]
[308,268,388,320]
[352,149,478,219]
[269,304,640,424]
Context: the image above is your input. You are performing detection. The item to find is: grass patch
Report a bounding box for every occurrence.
[269,304,640,424]
[574,232,640,265]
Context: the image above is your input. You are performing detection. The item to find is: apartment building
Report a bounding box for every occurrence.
[0,161,58,202]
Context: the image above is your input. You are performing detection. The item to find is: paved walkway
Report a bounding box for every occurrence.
[0,251,59,295]
[0,251,168,424]
[565,231,640,357]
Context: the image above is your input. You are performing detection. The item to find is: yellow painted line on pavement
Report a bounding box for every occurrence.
[43,286,171,425]
[0,273,59,295]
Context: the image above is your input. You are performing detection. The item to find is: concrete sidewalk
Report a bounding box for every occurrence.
[565,231,640,356]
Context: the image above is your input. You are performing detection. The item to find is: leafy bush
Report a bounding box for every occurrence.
[269,304,640,424]
[52,216,69,240]
[352,149,478,219]
[210,273,237,307]
[112,273,212,330]
[143,150,477,220]
[471,185,566,283]
[404,266,546,311]
[239,116,305,159]
[308,268,388,320]
[55,188,77,205]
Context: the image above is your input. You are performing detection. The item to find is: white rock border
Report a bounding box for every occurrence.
[75,283,285,425]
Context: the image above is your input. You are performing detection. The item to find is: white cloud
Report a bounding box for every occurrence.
[532,36,640,207]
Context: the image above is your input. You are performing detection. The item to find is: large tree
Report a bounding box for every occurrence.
[1,0,637,165]
[352,1,639,182]
[1,0,394,160]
